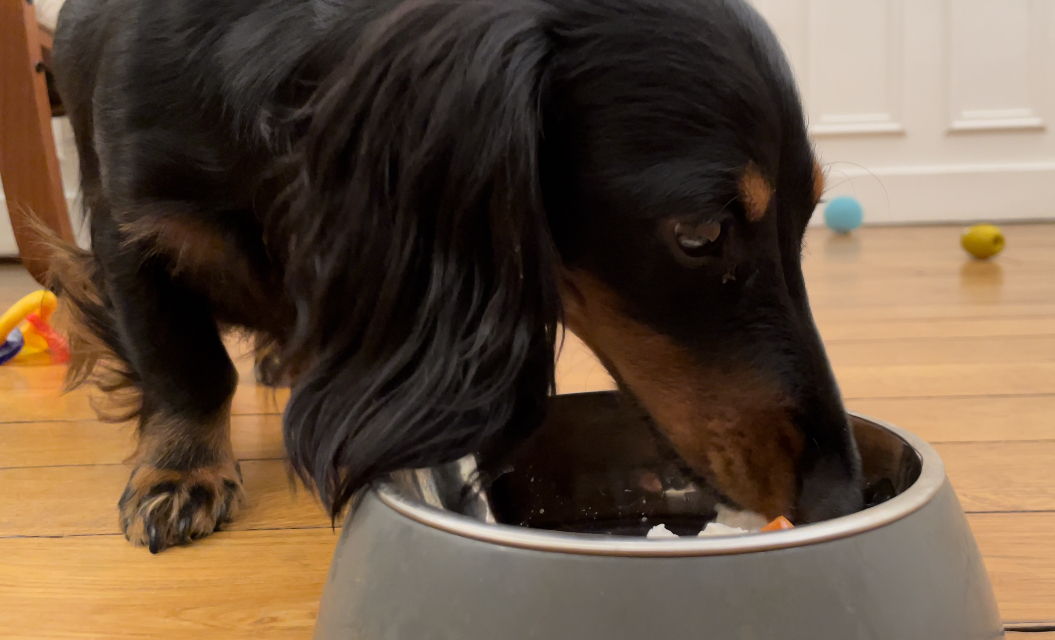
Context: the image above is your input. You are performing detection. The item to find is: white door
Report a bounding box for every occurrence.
[753,0,1055,224]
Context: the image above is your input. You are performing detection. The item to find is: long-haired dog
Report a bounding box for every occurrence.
[51,0,863,553]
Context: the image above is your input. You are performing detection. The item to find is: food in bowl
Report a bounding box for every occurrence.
[647,512,794,539]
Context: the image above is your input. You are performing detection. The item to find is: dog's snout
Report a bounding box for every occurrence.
[794,443,865,524]
[782,322,865,524]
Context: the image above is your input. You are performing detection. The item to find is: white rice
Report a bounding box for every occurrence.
[646,524,678,539]
[646,506,767,539]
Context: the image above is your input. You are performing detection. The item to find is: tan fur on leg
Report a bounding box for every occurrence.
[119,409,246,553]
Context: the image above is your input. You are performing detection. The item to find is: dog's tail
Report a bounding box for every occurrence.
[25,218,142,423]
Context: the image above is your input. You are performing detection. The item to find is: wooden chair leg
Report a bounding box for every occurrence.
[0,0,74,285]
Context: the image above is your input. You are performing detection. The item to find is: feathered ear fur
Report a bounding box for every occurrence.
[271,0,560,517]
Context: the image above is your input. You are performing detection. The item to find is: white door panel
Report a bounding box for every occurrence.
[753,0,1055,223]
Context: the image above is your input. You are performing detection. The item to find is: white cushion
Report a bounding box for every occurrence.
[36,0,66,32]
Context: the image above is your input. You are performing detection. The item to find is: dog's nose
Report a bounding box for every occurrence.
[794,454,864,524]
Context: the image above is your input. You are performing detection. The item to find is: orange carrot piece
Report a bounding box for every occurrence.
[761,516,794,532]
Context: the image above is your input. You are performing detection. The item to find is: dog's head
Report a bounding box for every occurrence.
[277,0,863,523]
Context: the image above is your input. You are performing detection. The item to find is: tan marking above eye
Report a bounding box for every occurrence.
[812,160,826,205]
[739,163,774,223]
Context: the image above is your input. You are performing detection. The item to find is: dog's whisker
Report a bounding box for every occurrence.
[822,161,892,219]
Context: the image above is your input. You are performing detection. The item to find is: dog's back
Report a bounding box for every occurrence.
[54,0,367,214]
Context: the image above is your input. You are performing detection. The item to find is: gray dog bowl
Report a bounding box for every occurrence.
[314,392,1004,640]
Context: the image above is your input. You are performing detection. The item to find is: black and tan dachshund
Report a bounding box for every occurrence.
[50,0,863,553]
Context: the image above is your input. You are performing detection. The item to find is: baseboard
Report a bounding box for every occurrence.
[818,162,1055,225]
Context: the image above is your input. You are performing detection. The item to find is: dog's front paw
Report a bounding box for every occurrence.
[119,461,245,553]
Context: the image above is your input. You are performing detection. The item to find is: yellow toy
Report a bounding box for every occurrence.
[962,224,1005,260]
[0,291,69,366]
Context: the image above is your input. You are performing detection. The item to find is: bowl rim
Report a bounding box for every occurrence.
[374,412,946,557]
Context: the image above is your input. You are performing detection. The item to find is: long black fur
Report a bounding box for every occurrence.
[273,1,562,513]
[52,0,863,541]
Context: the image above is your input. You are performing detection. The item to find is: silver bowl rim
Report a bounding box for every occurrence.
[374,412,946,557]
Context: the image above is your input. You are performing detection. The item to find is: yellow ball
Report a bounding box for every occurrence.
[961,224,1005,260]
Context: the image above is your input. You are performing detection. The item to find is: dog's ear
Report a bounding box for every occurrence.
[272,0,559,517]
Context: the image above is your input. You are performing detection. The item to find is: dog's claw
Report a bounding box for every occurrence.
[147,523,163,554]
[118,462,245,553]
[177,508,192,541]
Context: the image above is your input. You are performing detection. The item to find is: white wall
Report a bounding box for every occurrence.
[753,0,1055,224]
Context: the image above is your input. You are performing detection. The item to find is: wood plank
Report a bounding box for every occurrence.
[0,511,1049,637]
[0,264,39,307]
[802,223,1055,252]
[971,513,1055,624]
[814,302,1055,323]
[835,363,1055,399]
[803,242,1054,271]
[819,317,1055,342]
[804,259,1055,283]
[0,366,288,423]
[554,335,1055,399]
[826,335,1055,367]
[6,436,1050,540]
[938,442,1055,514]
[803,244,1055,268]
[0,333,283,425]
[806,283,1055,311]
[0,420,135,468]
[12,355,1050,424]
[555,333,613,395]
[0,529,335,640]
[847,396,1055,444]
[4,223,1055,638]
[0,364,94,422]
[0,459,327,538]
[0,414,285,468]
[806,244,1055,318]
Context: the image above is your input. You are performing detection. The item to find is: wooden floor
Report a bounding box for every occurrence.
[1,224,1054,638]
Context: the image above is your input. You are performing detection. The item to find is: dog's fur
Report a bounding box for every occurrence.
[52,0,863,553]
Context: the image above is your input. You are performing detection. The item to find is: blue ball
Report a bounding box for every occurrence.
[824,196,864,234]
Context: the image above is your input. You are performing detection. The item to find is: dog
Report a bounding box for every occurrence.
[50,0,864,553]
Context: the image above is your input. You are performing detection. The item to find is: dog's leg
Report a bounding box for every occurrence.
[115,279,244,553]
[92,218,245,553]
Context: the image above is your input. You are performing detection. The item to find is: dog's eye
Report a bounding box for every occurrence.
[675,221,721,252]
[662,218,725,266]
